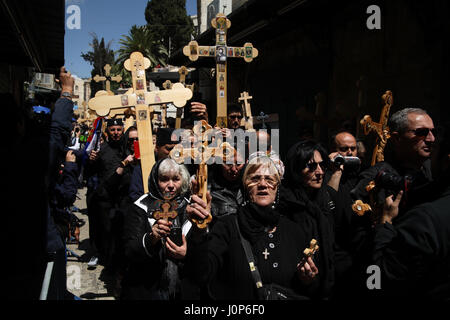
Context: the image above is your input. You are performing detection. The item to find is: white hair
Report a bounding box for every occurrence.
[158,158,191,195]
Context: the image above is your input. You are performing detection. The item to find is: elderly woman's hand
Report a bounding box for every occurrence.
[186,193,212,223]
[166,235,187,260]
[297,257,319,285]
[150,219,172,244]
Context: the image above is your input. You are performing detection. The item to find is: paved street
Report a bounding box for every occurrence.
[66,187,115,300]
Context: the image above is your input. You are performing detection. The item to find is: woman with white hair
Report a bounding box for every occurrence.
[121,158,198,300]
[185,155,319,300]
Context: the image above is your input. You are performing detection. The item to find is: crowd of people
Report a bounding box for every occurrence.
[6,67,449,300]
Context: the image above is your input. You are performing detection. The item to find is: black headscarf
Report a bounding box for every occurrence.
[279,140,335,299]
[143,158,191,218]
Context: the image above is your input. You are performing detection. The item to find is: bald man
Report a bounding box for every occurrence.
[325,130,364,299]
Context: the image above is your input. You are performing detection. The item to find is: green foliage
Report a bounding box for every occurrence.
[81,33,116,96]
[145,0,195,56]
[116,25,169,87]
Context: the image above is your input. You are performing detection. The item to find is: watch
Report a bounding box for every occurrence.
[61,91,72,99]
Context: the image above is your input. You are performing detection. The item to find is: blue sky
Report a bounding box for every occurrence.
[64,0,197,78]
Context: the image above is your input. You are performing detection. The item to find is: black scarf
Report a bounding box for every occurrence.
[238,202,280,244]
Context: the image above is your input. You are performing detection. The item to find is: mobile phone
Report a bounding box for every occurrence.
[169,227,183,247]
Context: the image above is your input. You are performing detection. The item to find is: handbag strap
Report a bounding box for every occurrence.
[233,216,265,299]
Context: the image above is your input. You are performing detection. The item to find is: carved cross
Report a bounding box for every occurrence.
[298,239,319,268]
[183,13,258,128]
[153,200,178,221]
[170,120,234,229]
[93,64,122,94]
[88,52,193,193]
[360,90,393,166]
[238,91,254,130]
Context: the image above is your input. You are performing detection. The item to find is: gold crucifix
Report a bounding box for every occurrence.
[93,64,122,94]
[360,90,393,166]
[183,13,258,129]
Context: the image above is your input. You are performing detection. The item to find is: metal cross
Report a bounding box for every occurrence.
[262,248,270,260]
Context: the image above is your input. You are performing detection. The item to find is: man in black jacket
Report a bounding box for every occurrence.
[86,118,131,271]
[371,122,450,299]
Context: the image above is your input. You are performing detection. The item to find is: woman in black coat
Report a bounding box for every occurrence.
[121,157,197,300]
[185,155,319,300]
[278,140,337,299]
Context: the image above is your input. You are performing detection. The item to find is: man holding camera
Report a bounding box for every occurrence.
[325,131,366,299]
[371,121,449,299]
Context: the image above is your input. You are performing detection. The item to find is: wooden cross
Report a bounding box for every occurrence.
[93,64,122,94]
[170,120,234,229]
[183,13,258,129]
[298,239,319,268]
[153,200,178,220]
[238,91,254,130]
[88,52,193,193]
[360,90,393,166]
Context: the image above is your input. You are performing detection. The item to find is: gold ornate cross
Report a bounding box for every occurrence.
[183,13,258,128]
[360,90,393,166]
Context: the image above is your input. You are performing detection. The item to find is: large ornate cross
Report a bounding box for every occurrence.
[238,91,254,130]
[360,90,393,166]
[183,13,258,128]
[93,64,122,94]
[170,120,234,229]
[88,52,193,193]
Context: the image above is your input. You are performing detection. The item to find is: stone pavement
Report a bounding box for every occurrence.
[66,187,115,300]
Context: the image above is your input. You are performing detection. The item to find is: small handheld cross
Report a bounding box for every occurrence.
[183,13,258,128]
[238,91,254,130]
[298,239,319,268]
[153,201,178,221]
[93,64,122,94]
[256,111,269,129]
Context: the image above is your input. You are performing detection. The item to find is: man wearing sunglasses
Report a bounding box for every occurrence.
[389,108,436,173]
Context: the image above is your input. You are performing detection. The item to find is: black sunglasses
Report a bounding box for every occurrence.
[128,137,139,142]
[408,128,437,137]
[338,146,357,152]
[306,161,326,171]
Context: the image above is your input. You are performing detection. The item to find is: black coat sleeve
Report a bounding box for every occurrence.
[123,204,161,263]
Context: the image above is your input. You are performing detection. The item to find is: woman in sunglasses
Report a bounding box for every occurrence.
[185,155,319,300]
[278,140,337,299]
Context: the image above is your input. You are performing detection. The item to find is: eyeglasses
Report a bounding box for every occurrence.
[247,174,278,188]
[229,115,243,120]
[407,128,437,137]
[338,146,356,152]
[306,161,326,171]
[128,137,139,142]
